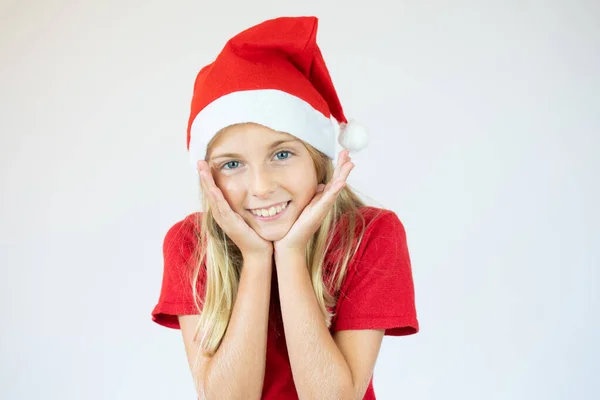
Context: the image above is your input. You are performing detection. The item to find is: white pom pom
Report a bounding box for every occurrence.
[338,120,369,152]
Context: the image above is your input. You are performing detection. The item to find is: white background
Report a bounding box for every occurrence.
[1,1,599,399]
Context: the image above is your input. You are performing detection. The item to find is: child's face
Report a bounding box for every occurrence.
[207,123,319,242]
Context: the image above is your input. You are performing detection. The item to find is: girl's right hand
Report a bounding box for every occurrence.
[197,161,273,259]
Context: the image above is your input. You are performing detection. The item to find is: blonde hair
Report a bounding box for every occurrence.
[188,133,370,361]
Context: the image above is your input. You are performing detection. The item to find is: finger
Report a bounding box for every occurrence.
[197,160,209,176]
[337,149,349,167]
[199,164,225,203]
[331,150,351,186]
[332,150,347,181]
[201,164,218,187]
[209,186,233,217]
[337,160,354,183]
[199,168,214,193]
[300,178,346,232]
[198,162,217,197]
[199,171,218,212]
[325,155,352,194]
[319,163,352,204]
[203,181,227,216]
[325,162,353,198]
[198,169,233,221]
[309,182,343,222]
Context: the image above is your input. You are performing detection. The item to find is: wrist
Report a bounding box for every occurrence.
[273,246,305,263]
[242,250,273,265]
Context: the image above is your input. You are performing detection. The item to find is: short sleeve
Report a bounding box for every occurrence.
[331,211,419,336]
[151,214,206,329]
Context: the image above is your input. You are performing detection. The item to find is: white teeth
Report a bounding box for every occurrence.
[251,202,288,217]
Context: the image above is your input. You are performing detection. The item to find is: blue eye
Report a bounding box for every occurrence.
[275,151,291,160]
[223,161,240,170]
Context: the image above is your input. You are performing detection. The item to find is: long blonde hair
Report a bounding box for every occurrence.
[188,136,369,358]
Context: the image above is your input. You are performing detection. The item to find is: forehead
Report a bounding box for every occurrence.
[208,123,299,154]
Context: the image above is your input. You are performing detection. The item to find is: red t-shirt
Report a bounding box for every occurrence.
[152,206,419,399]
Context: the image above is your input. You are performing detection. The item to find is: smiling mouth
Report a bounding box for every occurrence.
[249,201,290,218]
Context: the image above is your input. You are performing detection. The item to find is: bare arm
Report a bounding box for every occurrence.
[179,254,273,400]
[274,250,355,399]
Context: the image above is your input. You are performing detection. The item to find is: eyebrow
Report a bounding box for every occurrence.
[209,139,300,160]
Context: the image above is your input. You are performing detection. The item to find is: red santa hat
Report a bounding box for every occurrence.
[186,16,368,166]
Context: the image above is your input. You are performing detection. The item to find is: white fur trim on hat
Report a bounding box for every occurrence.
[189,89,336,167]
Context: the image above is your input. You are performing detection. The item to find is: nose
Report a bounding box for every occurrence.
[248,166,277,199]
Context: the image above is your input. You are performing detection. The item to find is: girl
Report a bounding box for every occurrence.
[152,16,419,400]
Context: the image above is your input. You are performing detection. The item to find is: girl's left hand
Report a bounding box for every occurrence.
[274,149,354,255]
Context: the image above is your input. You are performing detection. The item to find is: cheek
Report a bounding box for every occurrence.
[215,177,245,208]
[296,186,316,209]
[286,170,318,207]
[295,163,318,192]
[222,178,240,193]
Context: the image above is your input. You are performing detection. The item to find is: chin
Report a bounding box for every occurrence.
[255,226,290,242]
